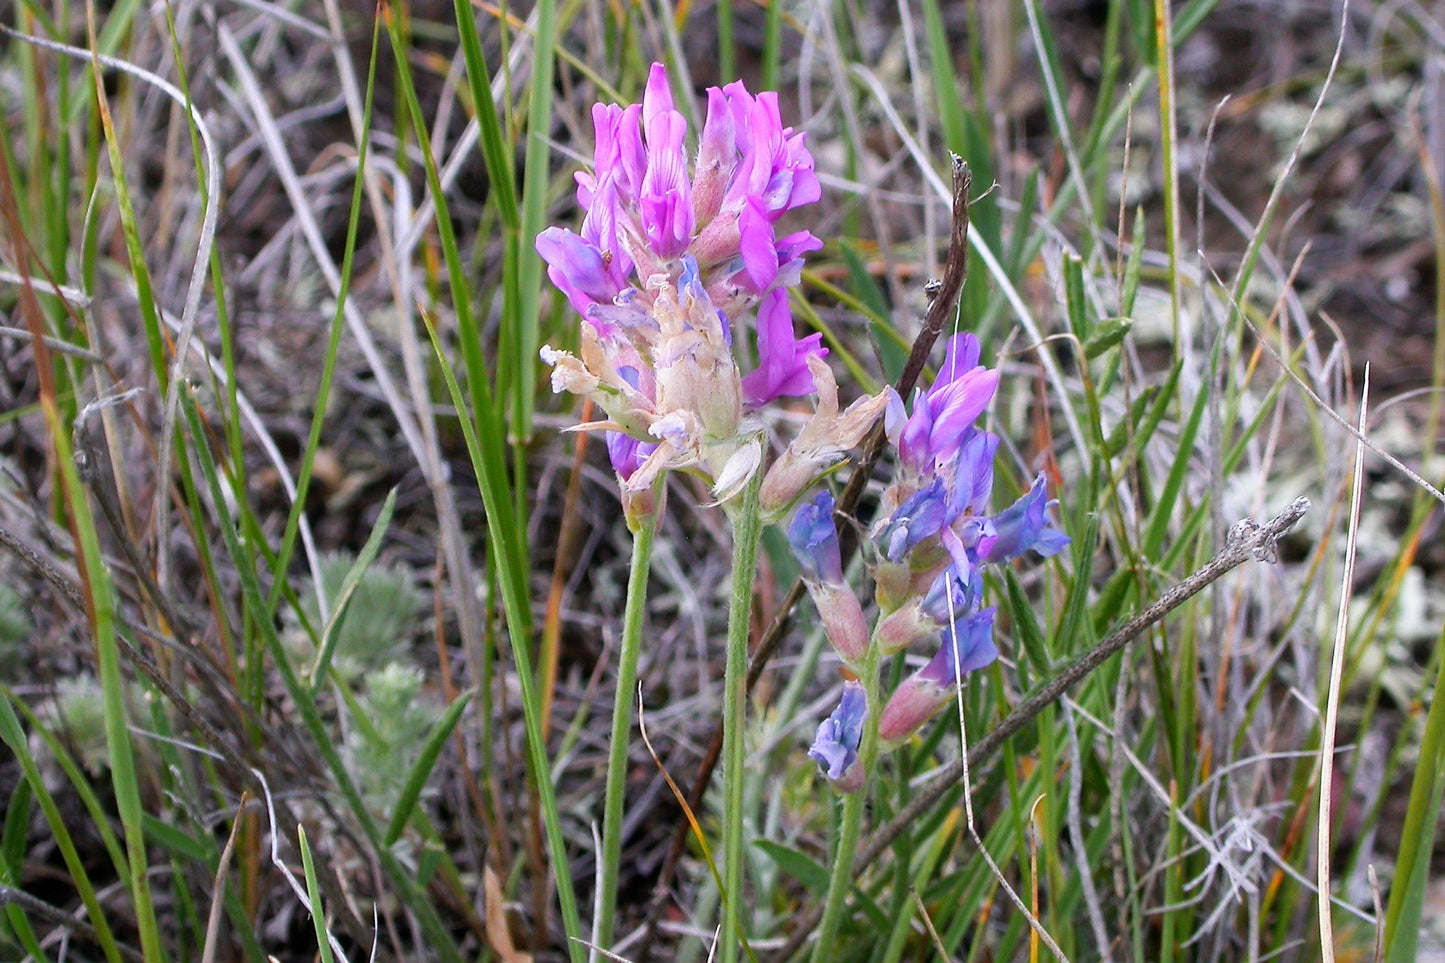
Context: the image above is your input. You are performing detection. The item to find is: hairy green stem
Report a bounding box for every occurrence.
[597,505,660,951]
[811,643,883,961]
[721,470,764,963]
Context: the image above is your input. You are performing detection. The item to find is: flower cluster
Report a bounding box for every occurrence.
[796,334,1068,790]
[538,64,887,523]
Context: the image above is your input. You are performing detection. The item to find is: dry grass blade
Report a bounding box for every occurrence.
[0,21,223,598]
[485,865,535,963]
[1317,367,1369,960]
[200,793,249,963]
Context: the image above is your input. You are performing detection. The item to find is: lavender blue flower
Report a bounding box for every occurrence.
[788,490,870,664]
[876,479,952,562]
[808,681,868,791]
[787,490,843,584]
[886,334,999,477]
[852,329,1067,759]
[979,473,1071,564]
[878,608,997,746]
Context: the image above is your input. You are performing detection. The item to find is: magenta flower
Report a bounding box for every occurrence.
[740,289,826,406]
[538,62,820,327]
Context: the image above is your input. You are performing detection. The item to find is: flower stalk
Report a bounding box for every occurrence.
[720,467,765,963]
[596,482,662,951]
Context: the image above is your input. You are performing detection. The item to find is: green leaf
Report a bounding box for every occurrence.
[1084,317,1132,359]
[298,826,335,963]
[308,488,399,695]
[755,840,831,898]
[1063,254,1091,341]
[1104,383,1161,458]
[385,690,474,845]
[842,242,907,383]
[142,815,212,864]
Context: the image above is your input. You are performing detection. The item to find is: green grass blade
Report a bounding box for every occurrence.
[384,689,475,846]
[1383,619,1445,960]
[308,488,399,695]
[513,0,558,443]
[296,826,336,963]
[419,315,585,960]
[0,689,125,963]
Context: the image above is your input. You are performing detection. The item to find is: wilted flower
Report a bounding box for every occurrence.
[759,356,891,516]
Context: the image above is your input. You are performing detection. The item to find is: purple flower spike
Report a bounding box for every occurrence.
[979,473,1070,564]
[808,681,868,788]
[539,63,857,509]
[788,490,842,584]
[741,290,825,406]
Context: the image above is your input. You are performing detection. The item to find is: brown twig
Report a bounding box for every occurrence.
[0,884,147,963]
[768,496,1311,962]
[636,156,974,960]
